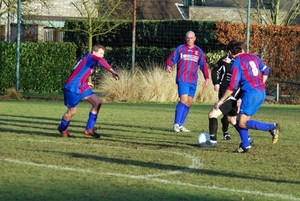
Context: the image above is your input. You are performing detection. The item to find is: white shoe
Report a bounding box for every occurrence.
[173,124,180,132]
[179,126,191,132]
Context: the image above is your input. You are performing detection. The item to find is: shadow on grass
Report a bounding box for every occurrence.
[0,113,175,139]
[33,149,300,186]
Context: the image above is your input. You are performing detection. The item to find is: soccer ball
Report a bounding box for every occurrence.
[197,132,210,146]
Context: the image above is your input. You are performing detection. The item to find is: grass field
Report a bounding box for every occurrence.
[0,100,299,201]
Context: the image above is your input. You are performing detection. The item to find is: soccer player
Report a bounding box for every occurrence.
[57,45,120,138]
[166,31,209,132]
[215,40,280,153]
[209,53,239,141]
[202,53,242,146]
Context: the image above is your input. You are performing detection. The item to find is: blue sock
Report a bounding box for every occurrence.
[246,120,275,131]
[237,122,250,147]
[174,101,185,126]
[86,112,97,130]
[180,104,190,126]
[59,118,70,131]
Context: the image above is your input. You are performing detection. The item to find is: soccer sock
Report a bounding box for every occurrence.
[174,101,185,125]
[209,118,218,140]
[86,112,98,130]
[233,124,239,132]
[246,120,275,131]
[237,122,250,147]
[58,118,70,131]
[221,115,229,134]
[179,104,190,126]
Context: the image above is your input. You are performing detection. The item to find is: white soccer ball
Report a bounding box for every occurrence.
[197,132,210,145]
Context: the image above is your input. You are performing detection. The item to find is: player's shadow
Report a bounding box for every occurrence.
[34,149,300,185]
[36,149,189,171]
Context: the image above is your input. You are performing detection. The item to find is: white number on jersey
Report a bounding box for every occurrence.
[249,61,259,76]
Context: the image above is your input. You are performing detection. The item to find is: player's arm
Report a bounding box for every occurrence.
[211,64,219,85]
[259,60,270,83]
[215,66,239,109]
[95,56,120,80]
[166,49,177,73]
[211,66,220,91]
[262,75,268,83]
[198,51,210,88]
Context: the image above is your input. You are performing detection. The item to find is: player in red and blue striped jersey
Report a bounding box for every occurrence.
[58,45,120,138]
[215,40,280,153]
[166,31,209,132]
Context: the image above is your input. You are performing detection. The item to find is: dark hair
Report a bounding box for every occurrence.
[226,40,245,55]
[92,44,106,52]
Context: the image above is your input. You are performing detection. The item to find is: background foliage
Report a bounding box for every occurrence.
[1,20,300,101]
[216,22,300,97]
[0,42,77,92]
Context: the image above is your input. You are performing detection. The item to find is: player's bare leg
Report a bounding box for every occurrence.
[83,94,102,138]
[58,107,77,137]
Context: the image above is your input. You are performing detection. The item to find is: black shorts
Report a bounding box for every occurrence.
[219,98,238,117]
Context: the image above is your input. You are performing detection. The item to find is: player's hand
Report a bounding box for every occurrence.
[166,66,172,73]
[88,82,94,88]
[110,69,120,80]
[203,79,209,88]
[223,57,232,64]
[112,72,120,80]
[214,84,220,91]
[214,100,221,110]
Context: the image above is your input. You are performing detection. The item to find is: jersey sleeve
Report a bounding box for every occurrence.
[198,50,209,80]
[259,60,270,76]
[211,63,219,85]
[166,48,179,67]
[91,54,112,71]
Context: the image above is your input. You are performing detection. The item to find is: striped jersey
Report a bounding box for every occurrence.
[166,44,209,85]
[228,53,270,92]
[64,53,112,94]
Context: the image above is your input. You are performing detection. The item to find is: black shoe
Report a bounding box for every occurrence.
[234,145,251,153]
[223,134,231,140]
[84,129,100,139]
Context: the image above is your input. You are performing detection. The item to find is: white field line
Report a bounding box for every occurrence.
[2,139,300,200]
[8,139,202,178]
[2,158,300,201]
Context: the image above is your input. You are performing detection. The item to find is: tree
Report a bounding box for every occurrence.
[65,0,131,52]
[0,0,50,19]
[232,0,300,25]
[0,0,51,41]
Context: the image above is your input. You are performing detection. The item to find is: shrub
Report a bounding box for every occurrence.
[98,64,217,103]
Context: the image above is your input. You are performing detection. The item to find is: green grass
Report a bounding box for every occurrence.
[0,100,299,201]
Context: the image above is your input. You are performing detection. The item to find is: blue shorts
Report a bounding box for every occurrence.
[177,82,197,98]
[240,90,265,116]
[64,88,94,108]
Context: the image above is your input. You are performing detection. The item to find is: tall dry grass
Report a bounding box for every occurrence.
[98,64,217,103]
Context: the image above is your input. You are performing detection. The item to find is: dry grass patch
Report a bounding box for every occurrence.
[2,88,23,100]
[99,65,217,103]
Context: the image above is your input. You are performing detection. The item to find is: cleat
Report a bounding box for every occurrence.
[234,145,251,153]
[210,134,217,141]
[173,124,180,132]
[179,126,191,132]
[223,134,231,140]
[270,123,280,144]
[84,128,100,139]
[199,140,218,147]
[58,127,70,138]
